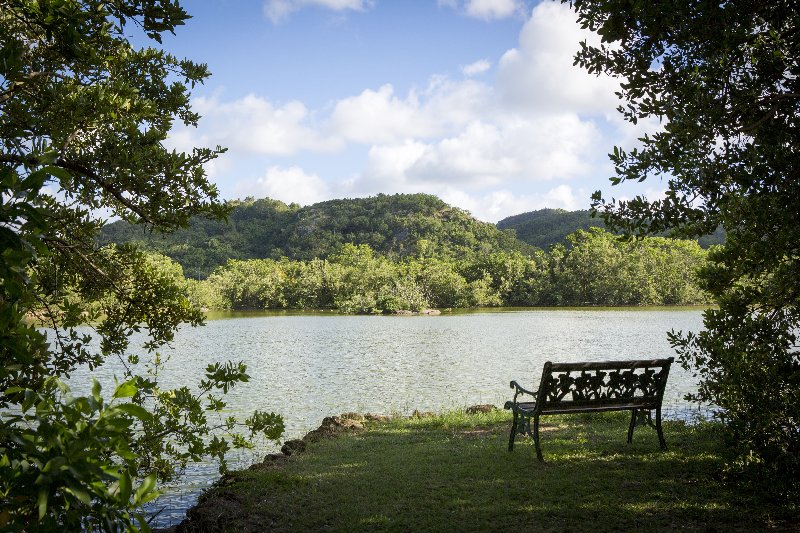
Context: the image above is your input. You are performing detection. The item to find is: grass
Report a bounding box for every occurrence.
[179,410,794,532]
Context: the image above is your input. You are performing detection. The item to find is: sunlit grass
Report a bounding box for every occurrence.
[183,410,793,532]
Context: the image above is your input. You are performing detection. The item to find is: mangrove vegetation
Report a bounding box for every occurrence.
[184,226,710,313]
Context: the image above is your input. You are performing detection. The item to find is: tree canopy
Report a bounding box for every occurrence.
[0,1,282,529]
[101,193,535,279]
[187,229,710,313]
[497,207,725,250]
[570,0,799,500]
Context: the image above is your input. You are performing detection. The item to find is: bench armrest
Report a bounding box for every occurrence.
[509,380,537,396]
[504,380,538,410]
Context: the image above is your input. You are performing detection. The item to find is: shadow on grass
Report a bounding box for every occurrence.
[179,412,791,532]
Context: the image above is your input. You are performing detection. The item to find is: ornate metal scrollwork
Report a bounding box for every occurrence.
[540,366,669,402]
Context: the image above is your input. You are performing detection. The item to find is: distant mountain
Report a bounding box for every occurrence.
[100,193,534,279]
[497,208,725,250]
[497,209,604,250]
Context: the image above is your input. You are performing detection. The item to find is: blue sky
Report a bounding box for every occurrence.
[160,0,663,222]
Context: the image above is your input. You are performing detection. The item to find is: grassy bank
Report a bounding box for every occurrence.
[177,410,793,532]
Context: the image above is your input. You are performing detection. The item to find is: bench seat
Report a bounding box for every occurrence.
[504,358,674,460]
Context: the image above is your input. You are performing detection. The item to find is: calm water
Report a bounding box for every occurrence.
[68,307,707,526]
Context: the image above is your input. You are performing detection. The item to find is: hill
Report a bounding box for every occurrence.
[497,209,604,250]
[100,193,533,279]
[497,208,725,250]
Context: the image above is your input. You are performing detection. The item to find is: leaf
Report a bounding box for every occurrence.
[42,456,66,473]
[114,403,152,421]
[37,489,48,520]
[118,471,132,504]
[112,380,138,399]
[65,485,92,505]
[0,509,11,528]
[134,473,158,505]
[91,378,102,403]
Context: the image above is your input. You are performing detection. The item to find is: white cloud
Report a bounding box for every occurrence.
[465,0,520,20]
[441,0,521,20]
[239,166,331,206]
[365,141,429,183]
[496,2,620,114]
[461,59,491,76]
[264,0,372,23]
[329,78,490,144]
[355,114,602,191]
[182,1,640,223]
[330,85,435,144]
[439,185,581,222]
[168,94,341,157]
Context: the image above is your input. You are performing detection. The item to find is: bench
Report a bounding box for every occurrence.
[504,358,674,461]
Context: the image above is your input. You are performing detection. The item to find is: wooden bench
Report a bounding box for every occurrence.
[504,358,674,461]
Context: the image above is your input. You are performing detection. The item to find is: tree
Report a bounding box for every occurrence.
[0,1,283,529]
[569,0,799,499]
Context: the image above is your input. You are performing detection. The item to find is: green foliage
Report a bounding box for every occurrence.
[497,208,725,250]
[1,378,160,531]
[497,208,606,249]
[188,229,711,313]
[570,0,799,501]
[0,2,283,529]
[101,194,536,279]
[548,229,708,306]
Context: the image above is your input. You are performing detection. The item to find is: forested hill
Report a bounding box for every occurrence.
[100,193,533,279]
[497,208,726,250]
[497,209,604,250]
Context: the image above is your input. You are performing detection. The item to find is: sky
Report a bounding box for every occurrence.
[158,0,663,222]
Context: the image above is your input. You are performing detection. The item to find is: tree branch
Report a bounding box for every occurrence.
[0,71,68,104]
[0,153,157,225]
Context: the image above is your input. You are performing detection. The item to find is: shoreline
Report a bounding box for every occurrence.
[153,404,724,533]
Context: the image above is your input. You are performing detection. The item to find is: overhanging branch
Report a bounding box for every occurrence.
[0,153,157,225]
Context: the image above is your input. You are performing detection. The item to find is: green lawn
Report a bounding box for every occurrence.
[177,411,793,532]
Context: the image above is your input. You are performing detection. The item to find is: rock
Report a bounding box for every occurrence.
[340,412,365,422]
[249,454,288,470]
[303,415,364,442]
[420,309,441,315]
[411,409,435,419]
[280,439,306,456]
[263,452,285,462]
[466,404,496,414]
[364,413,392,422]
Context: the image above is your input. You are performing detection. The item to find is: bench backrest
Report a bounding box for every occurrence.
[535,358,674,411]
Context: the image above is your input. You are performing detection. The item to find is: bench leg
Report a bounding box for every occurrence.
[533,414,543,461]
[508,410,518,452]
[627,409,637,444]
[656,406,667,450]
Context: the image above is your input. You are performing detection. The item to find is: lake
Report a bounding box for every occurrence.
[69,307,708,526]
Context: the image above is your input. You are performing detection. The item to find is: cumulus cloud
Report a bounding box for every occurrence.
[264,0,372,23]
[496,1,620,114]
[440,0,521,20]
[461,59,491,76]
[238,166,331,206]
[187,1,630,222]
[346,113,602,206]
[329,78,489,144]
[168,94,340,157]
[440,185,581,222]
[329,85,435,144]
